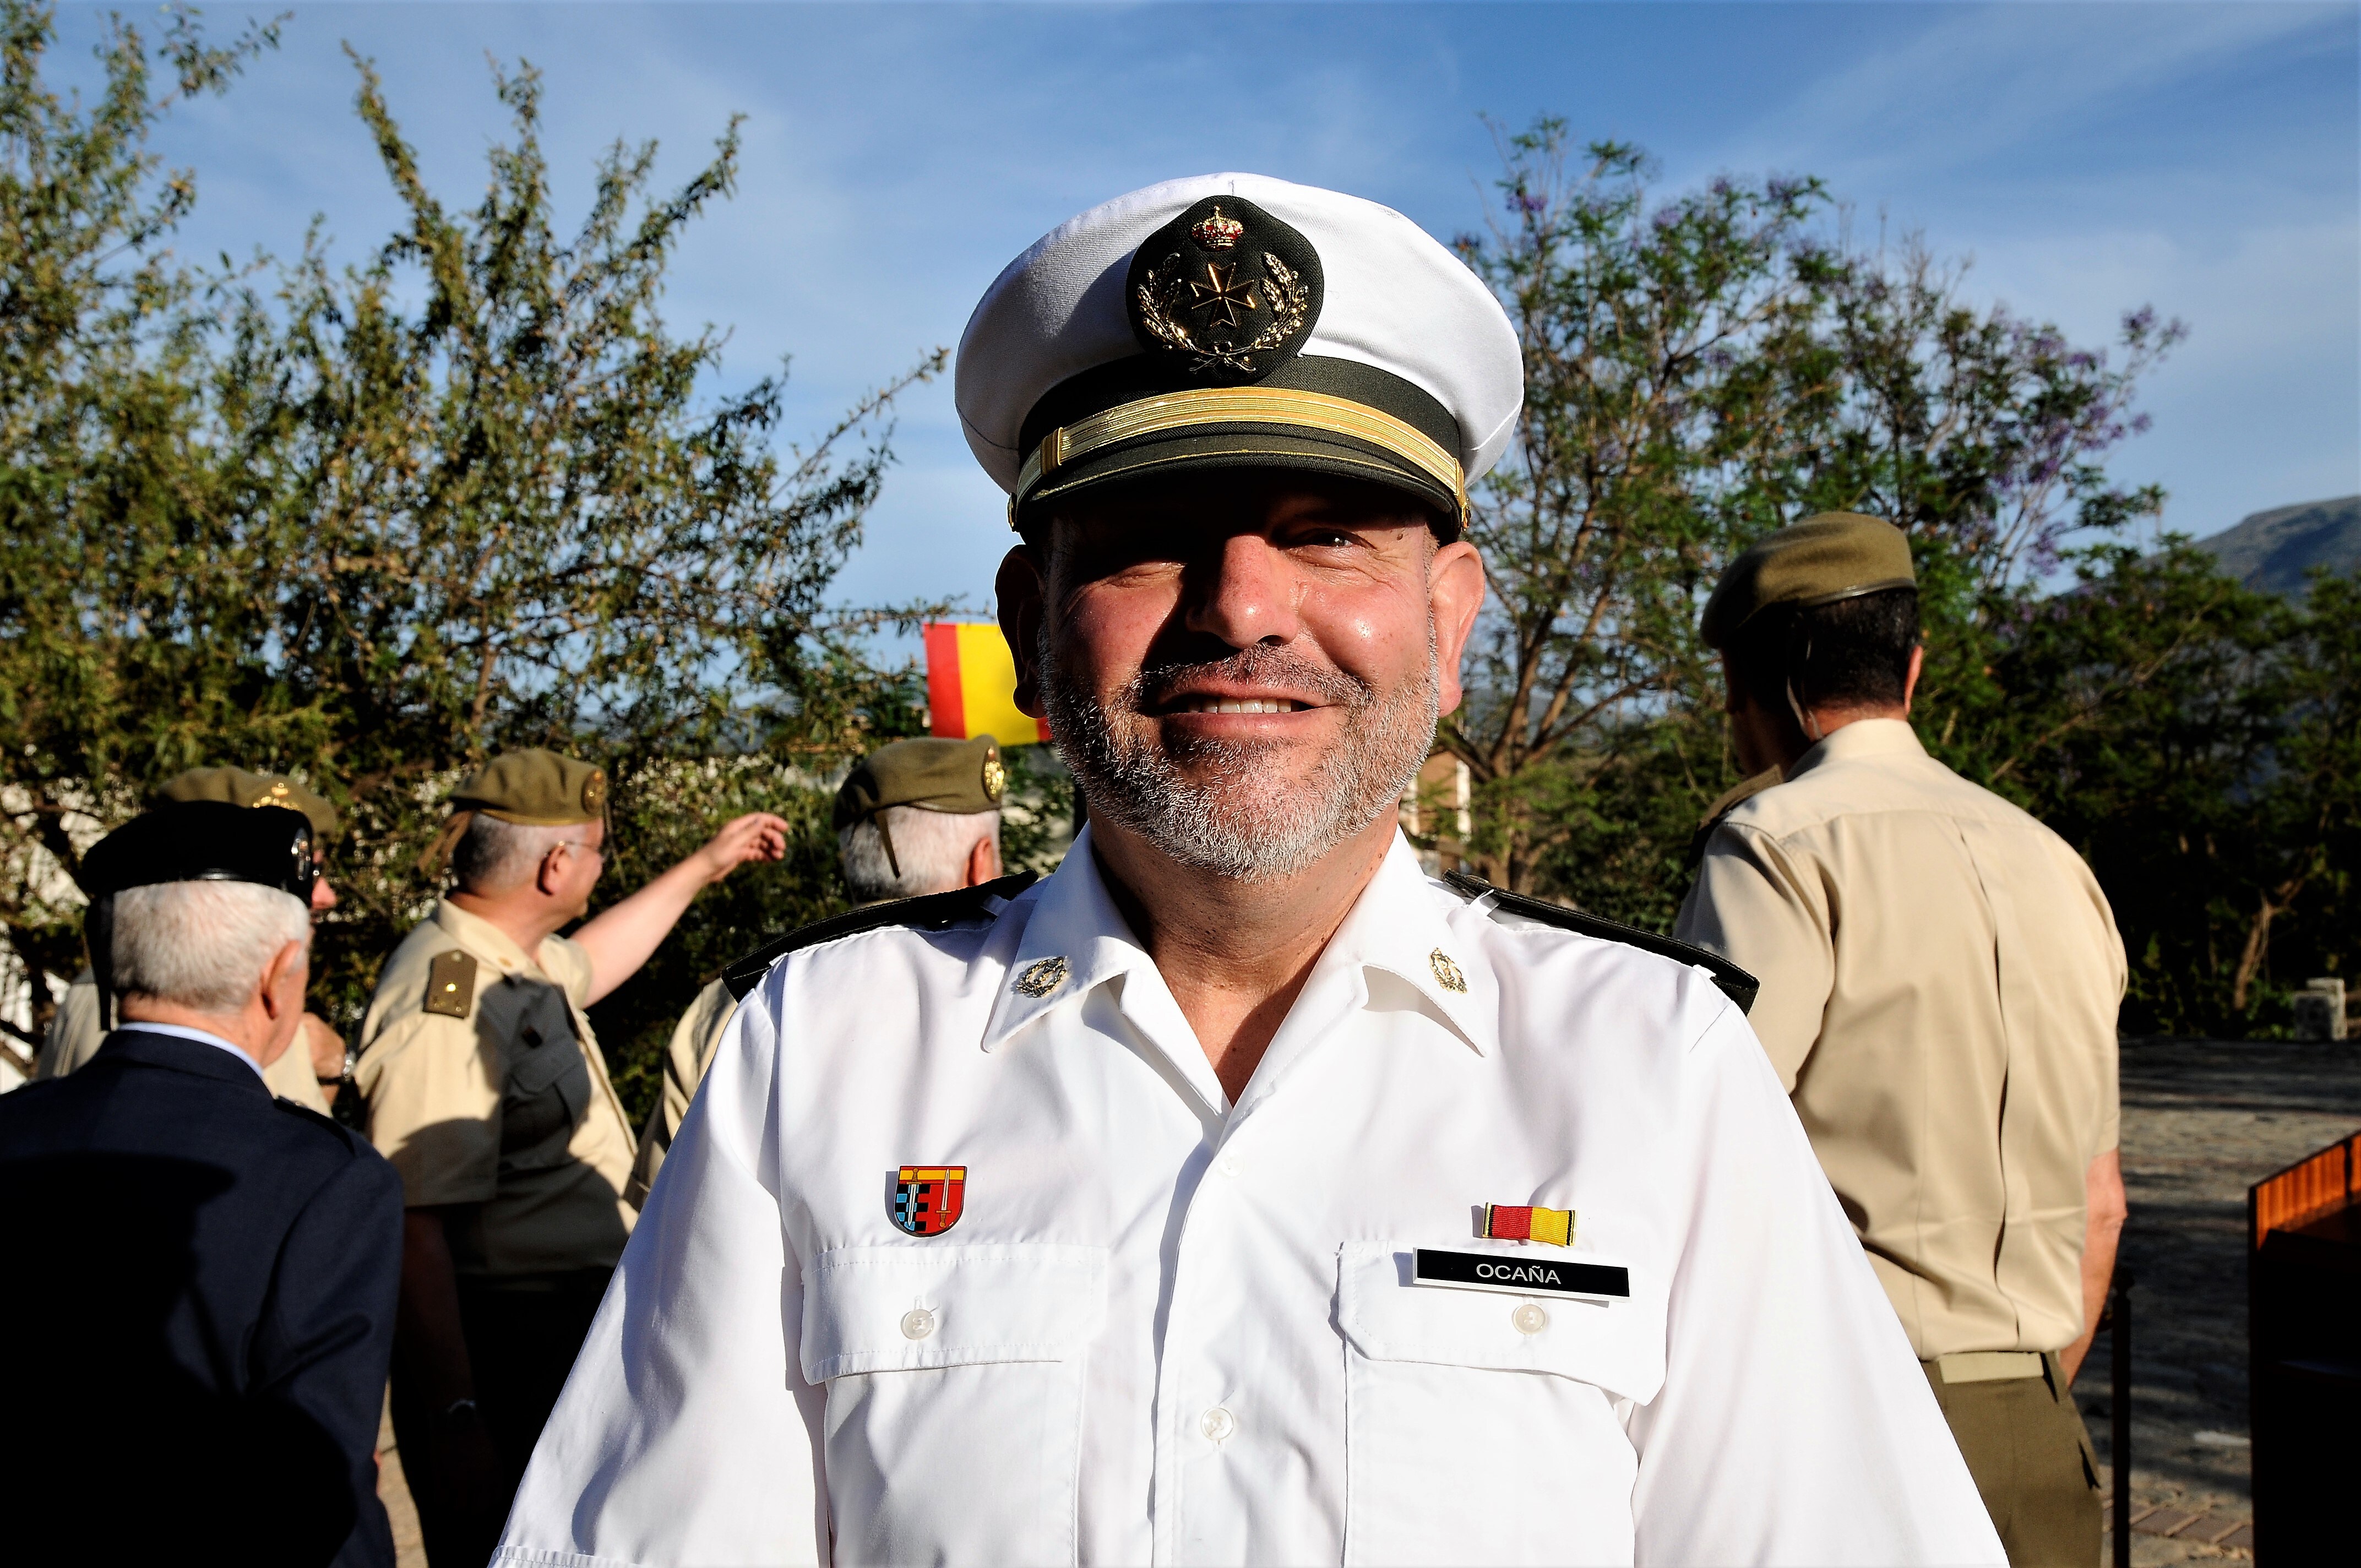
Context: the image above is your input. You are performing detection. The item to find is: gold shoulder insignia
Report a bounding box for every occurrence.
[424,950,478,1018]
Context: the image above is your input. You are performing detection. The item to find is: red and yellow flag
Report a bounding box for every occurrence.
[923,622,1051,745]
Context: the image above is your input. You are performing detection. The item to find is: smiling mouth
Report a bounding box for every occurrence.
[1172,698,1304,715]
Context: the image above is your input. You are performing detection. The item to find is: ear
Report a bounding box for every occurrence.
[997,545,1050,718]
[1427,537,1487,717]
[1901,643,1925,715]
[537,843,569,896]
[965,834,1001,888]
[258,939,308,1021]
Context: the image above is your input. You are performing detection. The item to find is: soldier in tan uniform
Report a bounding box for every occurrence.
[624,733,1007,1204]
[39,766,350,1110]
[1674,513,2128,1567]
[358,749,786,1565]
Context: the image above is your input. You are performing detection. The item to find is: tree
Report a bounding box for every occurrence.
[1448,122,2183,935]
[0,1,285,1069]
[0,8,937,1091]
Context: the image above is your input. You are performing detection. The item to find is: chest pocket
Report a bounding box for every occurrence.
[1336,1241,1661,1568]
[801,1243,1106,1567]
[496,982,590,1169]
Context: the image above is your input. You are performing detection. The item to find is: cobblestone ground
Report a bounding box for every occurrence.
[2083,1038,2361,1563]
[363,1038,2360,1567]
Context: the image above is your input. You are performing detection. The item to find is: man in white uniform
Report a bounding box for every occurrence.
[496,175,2001,1567]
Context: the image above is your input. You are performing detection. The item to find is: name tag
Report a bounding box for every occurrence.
[1413,1248,1630,1300]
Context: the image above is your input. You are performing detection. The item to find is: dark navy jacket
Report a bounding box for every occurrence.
[0,1028,404,1566]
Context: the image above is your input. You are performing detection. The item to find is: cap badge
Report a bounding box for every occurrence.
[1429,948,1467,993]
[1189,204,1244,249]
[581,769,607,814]
[1482,1202,1575,1248]
[1128,195,1323,382]
[1013,955,1069,998]
[981,752,1008,803]
[258,781,292,808]
[893,1166,966,1237]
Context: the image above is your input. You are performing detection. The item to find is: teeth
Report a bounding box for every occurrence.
[1180,698,1300,715]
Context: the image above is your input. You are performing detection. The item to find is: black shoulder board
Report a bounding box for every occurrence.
[1440,870,1759,1016]
[722,872,1040,1002]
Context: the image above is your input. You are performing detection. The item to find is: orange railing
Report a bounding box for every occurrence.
[2249,1131,2361,1248]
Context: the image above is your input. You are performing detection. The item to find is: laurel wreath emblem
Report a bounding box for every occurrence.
[1136,251,1311,375]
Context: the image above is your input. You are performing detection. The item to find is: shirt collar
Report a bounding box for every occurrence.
[1789,715,1925,778]
[117,1020,266,1081]
[981,823,1155,1053]
[1308,832,1497,1058]
[433,897,562,983]
[978,825,1496,1059]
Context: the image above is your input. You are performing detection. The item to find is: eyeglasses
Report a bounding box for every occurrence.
[552,839,606,862]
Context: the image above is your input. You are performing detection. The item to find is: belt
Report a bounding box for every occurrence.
[1929,1350,2047,1384]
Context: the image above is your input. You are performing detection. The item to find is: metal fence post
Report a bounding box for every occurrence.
[2112,1270,2132,1568]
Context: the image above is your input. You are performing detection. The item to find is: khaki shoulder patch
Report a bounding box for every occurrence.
[424,950,478,1018]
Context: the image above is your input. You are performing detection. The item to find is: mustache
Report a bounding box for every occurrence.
[1124,645,1373,714]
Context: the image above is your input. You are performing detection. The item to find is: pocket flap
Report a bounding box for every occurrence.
[802,1243,1108,1382]
[1336,1241,1662,1403]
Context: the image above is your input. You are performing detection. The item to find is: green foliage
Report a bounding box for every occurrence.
[1455,118,2353,1035]
[0,5,937,1083]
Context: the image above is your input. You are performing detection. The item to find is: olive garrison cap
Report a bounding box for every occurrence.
[958,174,1522,533]
[833,736,1007,832]
[448,748,608,826]
[81,800,318,902]
[156,766,340,837]
[1700,512,1918,649]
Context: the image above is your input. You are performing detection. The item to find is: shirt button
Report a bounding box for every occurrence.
[1199,1406,1237,1442]
[899,1308,937,1341]
[1512,1303,1550,1335]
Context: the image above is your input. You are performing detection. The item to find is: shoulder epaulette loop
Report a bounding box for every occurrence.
[424,950,478,1017]
[1440,870,1760,1016]
[722,872,1039,1002]
[1683,766,1785,871]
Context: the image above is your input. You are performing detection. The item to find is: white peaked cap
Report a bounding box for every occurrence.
[956,173,1522,525]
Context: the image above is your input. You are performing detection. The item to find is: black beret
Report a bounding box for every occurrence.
[80,800,318,903]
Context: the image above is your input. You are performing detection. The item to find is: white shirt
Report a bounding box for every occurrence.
[497,830,2000,1567]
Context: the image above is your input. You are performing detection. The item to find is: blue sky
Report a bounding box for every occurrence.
[56,1,2361,629]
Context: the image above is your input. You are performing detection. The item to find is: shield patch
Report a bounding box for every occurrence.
[893,1166,966,1237]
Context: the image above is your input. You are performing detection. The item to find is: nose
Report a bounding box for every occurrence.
[1183,532,1301,650]
[311,876,339,914]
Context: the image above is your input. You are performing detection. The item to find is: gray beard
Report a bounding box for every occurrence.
[1042,631,1441,883]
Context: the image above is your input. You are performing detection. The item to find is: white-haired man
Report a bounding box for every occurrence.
[496,177,2001,1567]
[625,734,1007,1204]
[0,801,403,1566]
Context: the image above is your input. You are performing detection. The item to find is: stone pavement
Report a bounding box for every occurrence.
[2085,1037,2361,1563]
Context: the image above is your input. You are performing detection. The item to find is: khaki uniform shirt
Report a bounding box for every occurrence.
[623,976,738,1207]
[356,900,638,1279]
[39,972,332,1113]
[1674,719,2124,1360]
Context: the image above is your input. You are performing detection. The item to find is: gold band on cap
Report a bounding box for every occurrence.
[1011,386,1467,526]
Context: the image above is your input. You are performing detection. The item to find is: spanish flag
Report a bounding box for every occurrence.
[923,622,1051,745]
[1482,1204,1575,1247]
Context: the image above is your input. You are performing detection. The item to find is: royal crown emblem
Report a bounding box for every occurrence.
[1189,204,1244,250]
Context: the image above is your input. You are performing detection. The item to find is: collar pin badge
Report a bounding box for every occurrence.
[1429,948,1467,993]
[1014,955,1069,998]
[893,1166,966,1237]
[1483,1203,1575,1248]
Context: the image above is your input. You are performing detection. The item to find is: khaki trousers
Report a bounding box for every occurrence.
[1922,1351,2103,1568]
